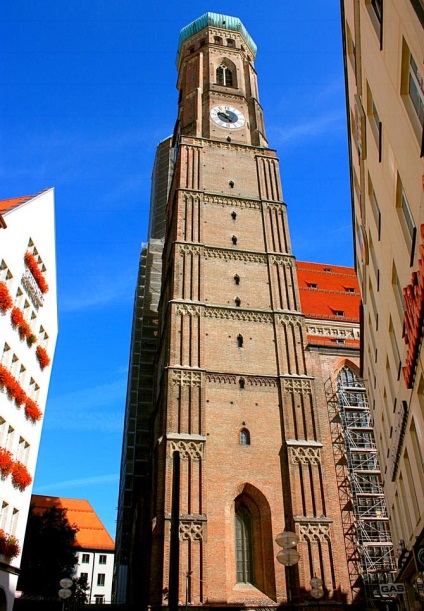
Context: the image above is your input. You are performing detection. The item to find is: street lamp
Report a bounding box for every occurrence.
[310,576,324,610]
[276,531,299,610]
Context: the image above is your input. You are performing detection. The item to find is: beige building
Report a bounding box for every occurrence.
[341,0,424,606]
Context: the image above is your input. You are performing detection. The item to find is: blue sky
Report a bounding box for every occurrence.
[1,1,353,538]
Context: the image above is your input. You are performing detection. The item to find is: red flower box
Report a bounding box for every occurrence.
[36,345,51,370]
[0,530,20,560]
[0,447,13,478]
[10,307,34,341]
[24,398,43,423]
[0,282,12,313]
[24,252,49,294]
[11,461,32,491]
[0,364,27,405]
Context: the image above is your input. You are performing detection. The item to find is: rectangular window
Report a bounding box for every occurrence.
[97,573,105,587]
[345,21,356,74]
[389,317,401,380]
[401,39,424,152]
[6,426,14,451]
[99,554,107,565]
[0,417,6,447]
[10,508,19,535]
[396,174,416,264]
[366,83,382,160]
[409,54,424,130]
[94,595,105,604]
[392,262,405,321]
[353,95,367,159]
[366,0,383,48]
[17,437,30,465]
[368,174,381,239]
[80,572,88,581]
[0,502,9,530]
[81,553,90,564]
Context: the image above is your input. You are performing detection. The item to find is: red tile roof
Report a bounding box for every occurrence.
[296,261,360,323]
[31,495,115,551]
[0,189,52,215]
[0,195,35,215]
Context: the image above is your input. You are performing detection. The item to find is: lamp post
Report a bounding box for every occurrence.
[276,531,300,611]
[310,576,324,611]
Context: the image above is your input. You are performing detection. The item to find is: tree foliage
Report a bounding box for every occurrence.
[18,505,78,599]
[72,574,89,604]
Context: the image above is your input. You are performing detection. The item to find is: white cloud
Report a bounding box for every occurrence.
[44,378,126,432]
[35,473,119,492]
[272,110,344,146]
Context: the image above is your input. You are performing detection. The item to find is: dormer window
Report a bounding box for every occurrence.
[345,287,355,293]
[308,283,318,289]
[216,65,233,87]
[334,310,345,317]
[324,267,331,273]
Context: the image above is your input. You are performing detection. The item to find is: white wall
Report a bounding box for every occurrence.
[0,189,58,610]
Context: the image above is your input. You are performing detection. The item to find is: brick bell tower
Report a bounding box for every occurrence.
[147,13,352,610]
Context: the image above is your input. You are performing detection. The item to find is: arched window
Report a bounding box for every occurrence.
[234,274,240,285]
[237,334,243,348]
[235,297,241,307]
[214,36,222,45]
[231,211,237,220]
[235,504,254,583]
[216,65,233,87]
[240,428,250,445]
[239,378,245,389]
[232,235,237,245]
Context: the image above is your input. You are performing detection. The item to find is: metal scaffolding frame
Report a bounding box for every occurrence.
[326,367,396,606]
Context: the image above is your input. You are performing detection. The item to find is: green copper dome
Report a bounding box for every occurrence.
[176,12,257,66]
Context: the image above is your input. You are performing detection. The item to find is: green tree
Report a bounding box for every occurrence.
[18,505,78,598]
[72,574,89,604]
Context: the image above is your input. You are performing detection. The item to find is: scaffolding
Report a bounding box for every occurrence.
[325,367,396,607]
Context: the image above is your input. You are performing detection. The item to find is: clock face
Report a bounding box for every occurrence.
[210,105,245,129]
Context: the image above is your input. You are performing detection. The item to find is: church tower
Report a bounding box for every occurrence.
[121,13,353,609]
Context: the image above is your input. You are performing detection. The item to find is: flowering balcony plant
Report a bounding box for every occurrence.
[35,345,51,370]
[24,397,43,422]
[11,307,33,341]
[0,447,14,478]
[0,282,12,313]
[0,530,20,560]
[0,364,43,422]
[11,461,32,491]
[24,252,49,294]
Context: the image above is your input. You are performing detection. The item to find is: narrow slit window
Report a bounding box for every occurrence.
[240,428,250,446]
[237,334,243,348]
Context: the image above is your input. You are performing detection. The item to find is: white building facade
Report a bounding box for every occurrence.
[0,189,58,611]
[75,548,114,604]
